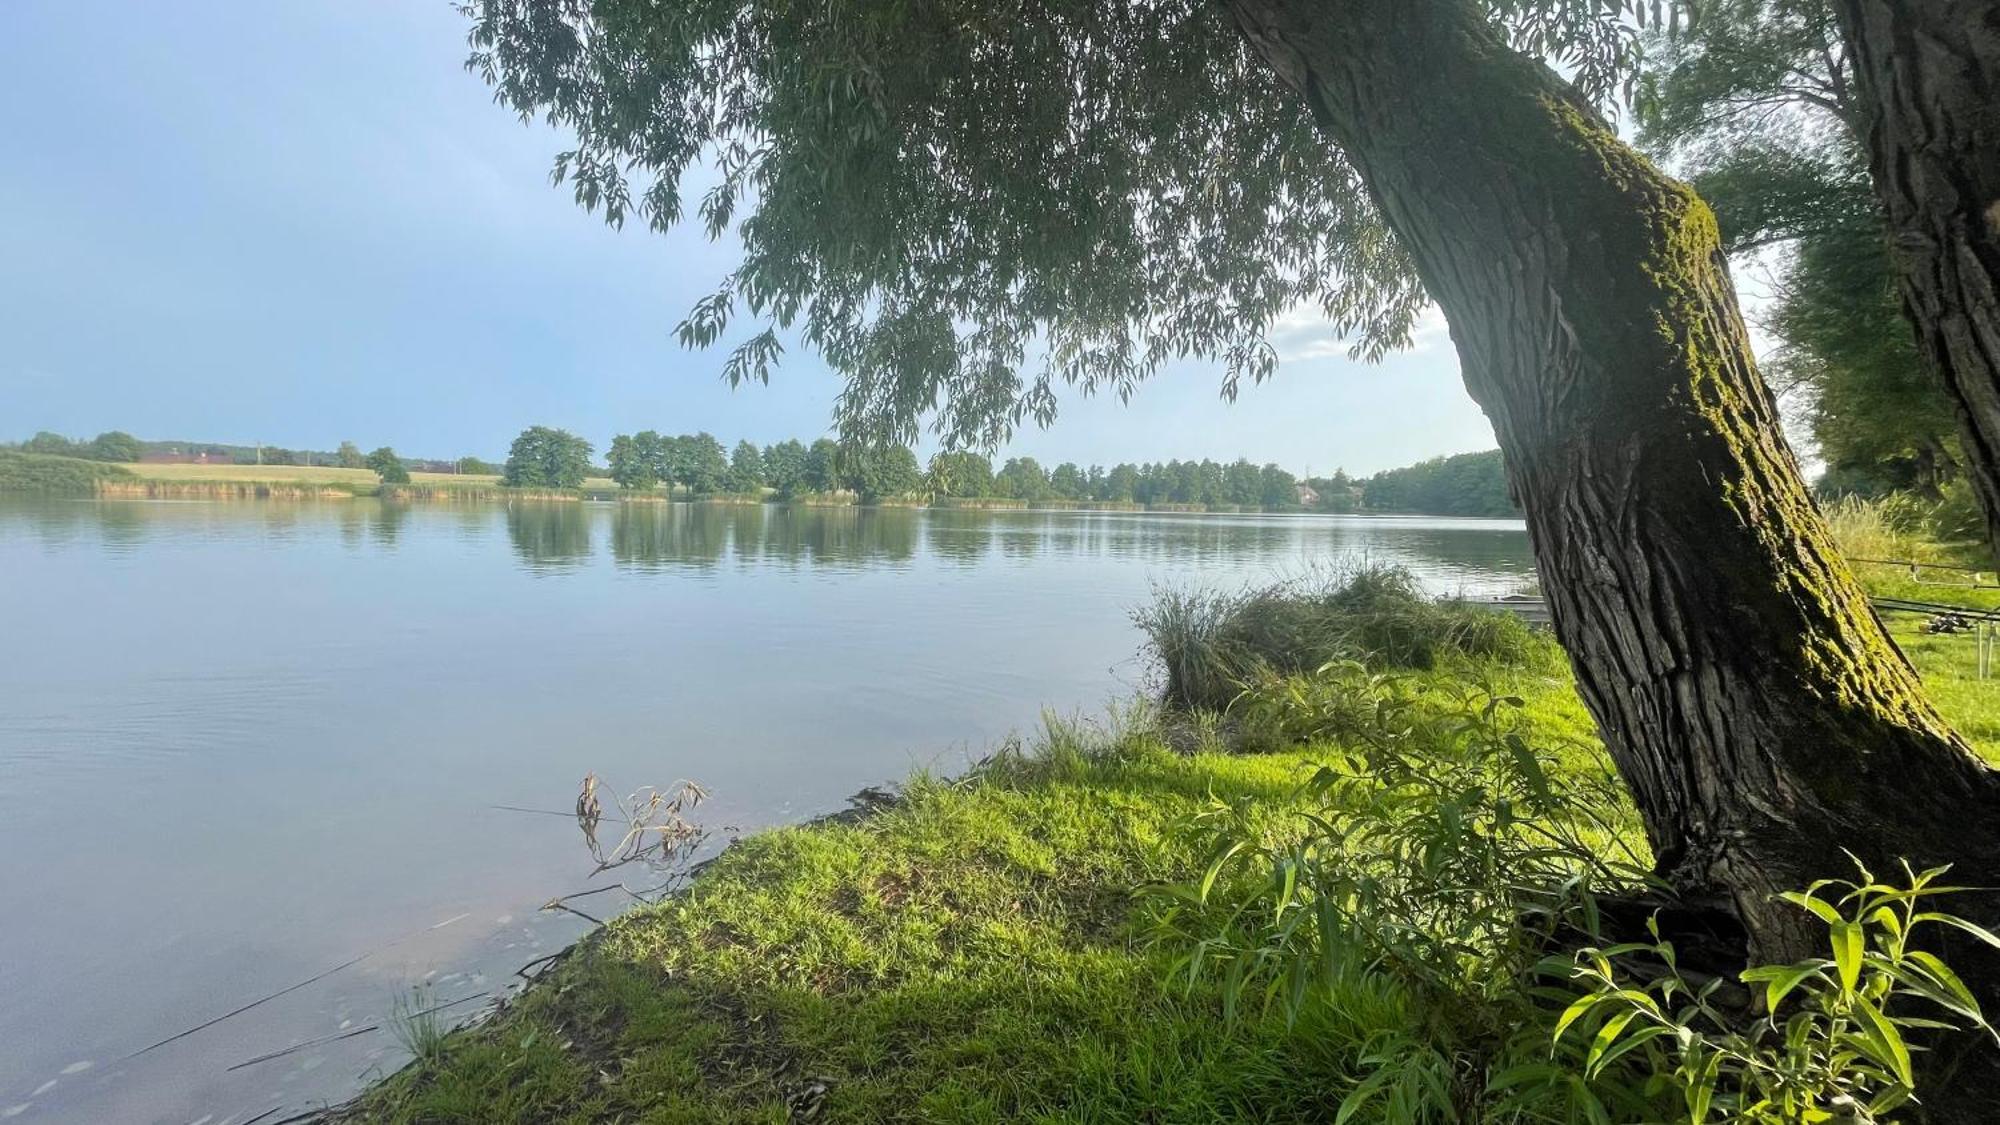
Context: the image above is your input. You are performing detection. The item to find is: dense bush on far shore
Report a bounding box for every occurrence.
[0,451,136,494]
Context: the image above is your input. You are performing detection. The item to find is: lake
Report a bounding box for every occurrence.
[0,498,1532,1123]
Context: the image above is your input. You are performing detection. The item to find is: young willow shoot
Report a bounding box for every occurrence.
[1541,860,2000,1124]
[1147,665,1996,1122]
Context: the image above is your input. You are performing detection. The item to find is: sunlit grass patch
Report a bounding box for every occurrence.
[333,711,1423,1123]
[1887,617,2000,762]
[128,462,380,485]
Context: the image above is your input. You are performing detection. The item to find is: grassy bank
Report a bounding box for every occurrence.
[330,529,2000,1122]
[329,561,1610,1122]
[1831,496,2000,748]
[332,677,1628,1123]
[0,451,137,494]
[118,463,518,498]
[0,460,629,501]
[338,718,1389,1123]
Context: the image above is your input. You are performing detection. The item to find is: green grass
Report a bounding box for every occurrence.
[107,463,630,499]
[1829,493,2000,757]
[336,712,1384,1123]
[1882,608,2000,753]
[127,462,384,486]
[391,986,453,1070]
[0,450,136,493]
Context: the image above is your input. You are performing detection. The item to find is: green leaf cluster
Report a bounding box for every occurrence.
[1551,860,1999,1122]
[1636,0,1960,496]
[462,0,1665,446]
[504,425,594,489]
[366,445,411,484]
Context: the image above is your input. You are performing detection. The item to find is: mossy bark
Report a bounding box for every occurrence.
[1833,1,2000,563]
[1225,0,2000,1101]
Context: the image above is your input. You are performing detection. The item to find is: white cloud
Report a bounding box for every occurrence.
[1270,301,1451,365]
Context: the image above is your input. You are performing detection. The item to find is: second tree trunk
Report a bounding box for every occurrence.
[1227,0,2000,1102]
[1834,0,2000,563]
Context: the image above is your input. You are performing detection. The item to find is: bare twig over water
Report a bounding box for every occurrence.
[121,951,374,1060]
[573,776,711,885]
[545,902,608,926]
[226,1026,381,1072]
[119,913,469,1060]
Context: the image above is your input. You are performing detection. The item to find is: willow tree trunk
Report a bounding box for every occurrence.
[1226,0,2000,1102]
[1833,1,2000,563]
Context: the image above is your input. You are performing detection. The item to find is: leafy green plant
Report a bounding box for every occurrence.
[1927,481,1988,546]
[1146,667,1645,1018]
[1146,665,1996,1123]
[1537,860,1998,1124]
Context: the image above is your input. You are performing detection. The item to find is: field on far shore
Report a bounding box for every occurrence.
[124,463,622,492]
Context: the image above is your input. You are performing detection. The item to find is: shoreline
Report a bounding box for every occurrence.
[23,480,1508,519]
[304,550,2000,1123]
[308,701,1450,1123]
[0,453,1509,518]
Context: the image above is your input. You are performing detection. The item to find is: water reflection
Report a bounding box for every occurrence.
[507,501,593,571]
[372,499,410,547]
[0,499,1538,587]
[601,503,931,571]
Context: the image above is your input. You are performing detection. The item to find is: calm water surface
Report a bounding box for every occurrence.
[0,498,1532,1123]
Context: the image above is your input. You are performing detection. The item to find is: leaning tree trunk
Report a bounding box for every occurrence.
[1226,0,2000,1104]
[1833,1,2000,563]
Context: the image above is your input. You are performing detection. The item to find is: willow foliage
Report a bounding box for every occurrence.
[464,0,1665,446]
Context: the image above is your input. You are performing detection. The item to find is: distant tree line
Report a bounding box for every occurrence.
[1338,449,1514,518]
[602,431,924,501]
[533,425,1516,515]
[12,430,143,463]
[13,421,1513,516]
[928,449,1514,516]
[926,452,1302,509]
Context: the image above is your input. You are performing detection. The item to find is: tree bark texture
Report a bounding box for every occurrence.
[1224,0,2000,1103]
[1834,1,2000,563]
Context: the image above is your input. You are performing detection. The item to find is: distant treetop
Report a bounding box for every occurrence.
[504,426,593,489]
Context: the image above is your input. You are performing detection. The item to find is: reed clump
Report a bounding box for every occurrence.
[100,479,355,500]
[1135,563,1548,711]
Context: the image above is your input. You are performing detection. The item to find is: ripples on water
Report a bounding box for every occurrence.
[0,498,1532,1123]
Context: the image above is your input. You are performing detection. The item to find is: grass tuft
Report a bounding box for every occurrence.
[390,985,452,1068]
[1134,563,1549,710]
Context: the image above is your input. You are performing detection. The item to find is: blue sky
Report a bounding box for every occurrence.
[0,1,1500,475]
